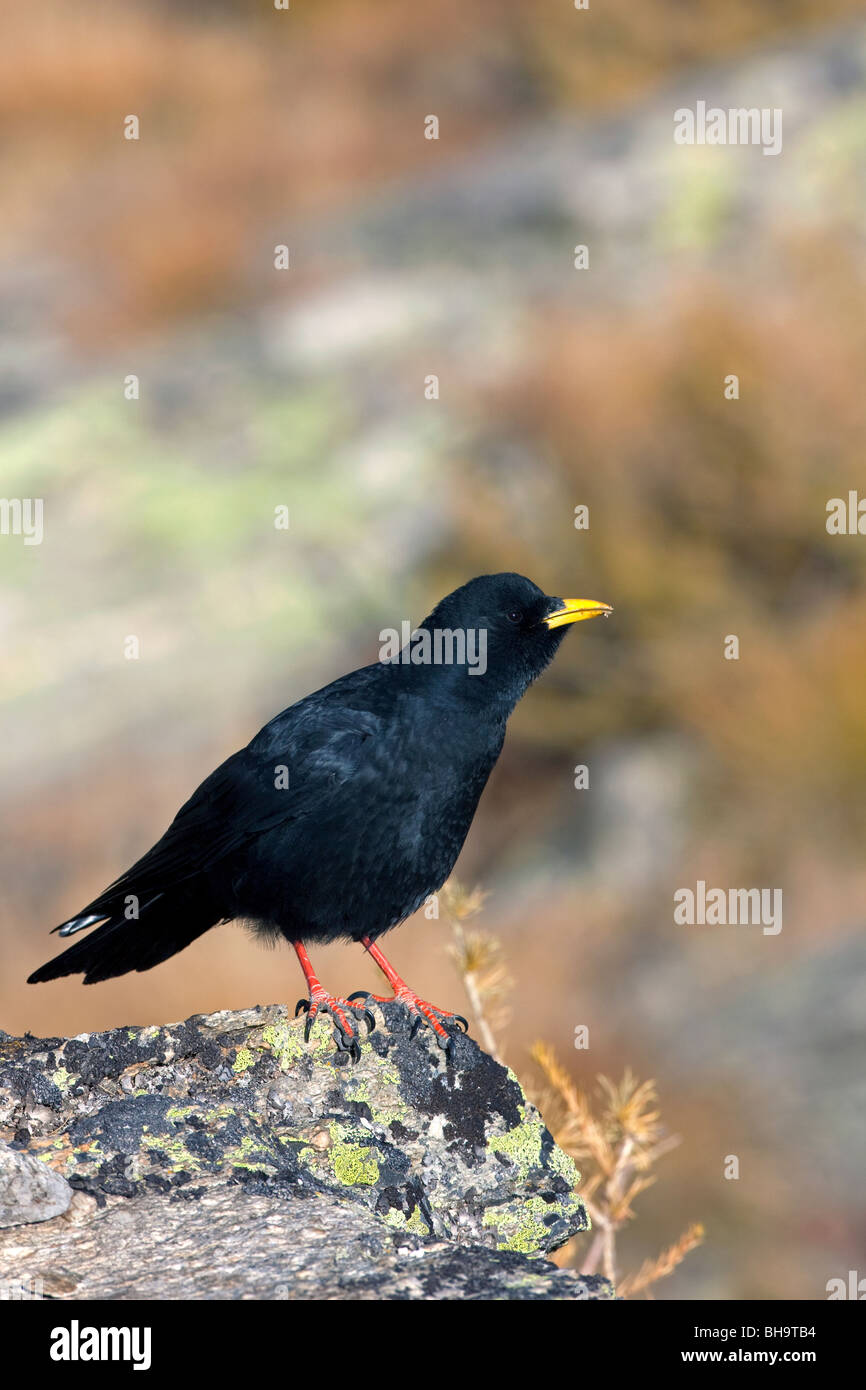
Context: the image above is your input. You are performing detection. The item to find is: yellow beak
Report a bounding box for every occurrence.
[543,598,613,630]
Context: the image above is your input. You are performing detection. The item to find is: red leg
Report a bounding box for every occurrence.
[349,936,468,1049]
[292,941,374,1061]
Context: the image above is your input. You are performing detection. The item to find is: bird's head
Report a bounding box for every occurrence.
[407,572,612,712]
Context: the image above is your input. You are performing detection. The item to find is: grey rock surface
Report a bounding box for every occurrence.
[0,1141,72,1228]
[0,1184,610,1301]
[0,1002,612,1300]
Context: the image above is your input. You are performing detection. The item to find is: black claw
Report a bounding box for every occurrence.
[347,990,371,1003]
[453,1014,469,1033]
[409,1015,423,1040]
[333,1028,361,1065]
[297,994,372,1061]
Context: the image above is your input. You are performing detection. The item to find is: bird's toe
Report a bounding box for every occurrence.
[296,991,376,1060]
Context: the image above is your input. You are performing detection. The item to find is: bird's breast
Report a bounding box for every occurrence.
[235,714,503,942]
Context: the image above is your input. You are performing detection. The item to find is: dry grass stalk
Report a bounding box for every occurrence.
[441,880,511,1062]
[618,1222,705,1298]
[531,1045,702,1294]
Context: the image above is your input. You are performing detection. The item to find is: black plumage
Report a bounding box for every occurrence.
[28,573,611,1054]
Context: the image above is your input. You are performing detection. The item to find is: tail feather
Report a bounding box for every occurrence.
[29,889,218,985]
[55,913,105,938]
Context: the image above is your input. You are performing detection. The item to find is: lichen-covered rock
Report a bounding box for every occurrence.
[0,1003,610,1300]
[0,1140,72,1227]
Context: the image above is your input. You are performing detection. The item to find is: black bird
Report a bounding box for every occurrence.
[28,573,611,1056]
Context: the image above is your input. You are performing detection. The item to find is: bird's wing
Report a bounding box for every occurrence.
[65,692,386,926]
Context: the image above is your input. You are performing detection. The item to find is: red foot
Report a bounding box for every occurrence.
[295,988,375,1062]
[349,986,468,1051]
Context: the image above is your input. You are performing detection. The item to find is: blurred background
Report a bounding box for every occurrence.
[2,0,866,1299]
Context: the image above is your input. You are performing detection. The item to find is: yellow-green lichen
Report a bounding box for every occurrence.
[51,1067,72,1091]
[482,1195,575,1254]
[549,1144,581,1188]
[486,1120,543,1179]
[232,1047,255,1073]
[323,1122,380,1186]
[382,1206,430,1236]
[377,1061,401,1088]
[140,1132,201,1172]
[225,1134,277,1174]
[294,1145,319,1171]
[345,1062,409,1126]
[71,1139,104,1161]
[202,1104,236,1124]
[330,1141,379,1186]
[259,1021,308,1068]
[282,1136,316,1166]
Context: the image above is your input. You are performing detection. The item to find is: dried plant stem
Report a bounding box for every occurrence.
[531,1044,700,1297]
[449,918,502,1059]
[578,1134,633,1282]
[618,1223,705,1299]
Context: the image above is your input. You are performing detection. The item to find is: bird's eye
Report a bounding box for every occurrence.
[506,608,523,624]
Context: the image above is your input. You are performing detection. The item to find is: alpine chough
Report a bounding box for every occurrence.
[28,573,611,1057]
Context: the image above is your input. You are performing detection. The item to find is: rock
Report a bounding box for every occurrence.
[0,1003,612,1300]
[2,1185,610,1301]
[0,1140,72,1227]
